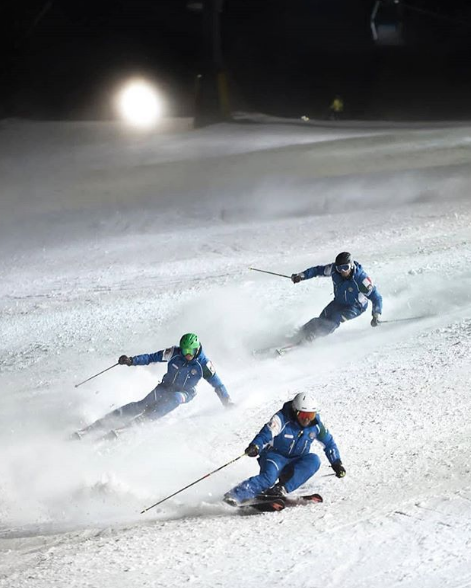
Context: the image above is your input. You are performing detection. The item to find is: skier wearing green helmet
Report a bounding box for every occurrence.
[74,333,232,439]
[179,333,201,357]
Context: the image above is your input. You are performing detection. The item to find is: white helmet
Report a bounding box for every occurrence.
[292,392,318,413]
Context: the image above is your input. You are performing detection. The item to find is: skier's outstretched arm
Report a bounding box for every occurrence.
[126,346,175,366]
[291,264,333,283]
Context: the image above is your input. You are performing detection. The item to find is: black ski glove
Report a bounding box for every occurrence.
[245,444,259,457]
[291,273,302,284]
[332,460,346,478]
[371,313,381,327]
[118,355,133,366]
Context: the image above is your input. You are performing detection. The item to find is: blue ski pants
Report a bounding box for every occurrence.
[229,451,321,503]
[302,300,365,340]
[92,383,196,429]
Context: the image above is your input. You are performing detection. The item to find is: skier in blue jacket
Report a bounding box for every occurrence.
[224,392,345,506]
[76,333,232,438]
[291,251,383,341]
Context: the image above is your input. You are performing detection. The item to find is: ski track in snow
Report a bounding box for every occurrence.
[1,118,471,587]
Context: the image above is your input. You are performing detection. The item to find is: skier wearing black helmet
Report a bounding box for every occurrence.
[291,252,383,341]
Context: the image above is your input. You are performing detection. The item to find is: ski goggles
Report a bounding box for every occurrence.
[182,347,198,357]
[297,410,316,421]
[336,263,352,272]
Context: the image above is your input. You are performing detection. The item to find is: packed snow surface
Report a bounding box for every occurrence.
[1,116,471,588]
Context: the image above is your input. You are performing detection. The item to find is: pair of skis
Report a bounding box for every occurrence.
[74,426,132,442]
[253,340,303,358]
[239,492,323,513]
[72,417,143,442]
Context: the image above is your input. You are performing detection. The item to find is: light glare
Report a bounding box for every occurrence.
[117,80,162,127]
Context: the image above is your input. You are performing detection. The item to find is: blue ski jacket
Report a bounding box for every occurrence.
[131,346,230,405]
[299,261,382,314]
[250,401,341,464]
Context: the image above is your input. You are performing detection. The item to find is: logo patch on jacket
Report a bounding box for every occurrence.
[267,415,282,435]
[309,432,316,439]
[191,369,197,375]
[360,277,373,293]
[205,360,216,375]
[163,347,175,361]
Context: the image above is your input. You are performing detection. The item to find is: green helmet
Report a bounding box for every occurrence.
[180,333,200,356]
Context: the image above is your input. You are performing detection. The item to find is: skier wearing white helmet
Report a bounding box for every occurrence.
[224,392,345,506]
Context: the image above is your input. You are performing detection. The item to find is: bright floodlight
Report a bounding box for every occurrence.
[117,80,162,127]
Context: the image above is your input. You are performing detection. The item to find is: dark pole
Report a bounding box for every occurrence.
[210,0,223,69]
[141,452,246,513]
[74,363,119,388]
[249,268,292,279]
[194,0,230,128]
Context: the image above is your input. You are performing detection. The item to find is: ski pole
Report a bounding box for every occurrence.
[141,453,246,514]
[74,363,119,388]
[249,267,292,279]
[379,315,430,325]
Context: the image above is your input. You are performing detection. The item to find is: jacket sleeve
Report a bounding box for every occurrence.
[316,417,341,464]
[357,272,383,314]
[202,359,231,405]
[369,287,382,315]
[250,412,284,451]
[132,346,175,366]
[300,264,334,281]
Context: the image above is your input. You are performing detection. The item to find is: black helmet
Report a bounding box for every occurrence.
[335,252,352,266]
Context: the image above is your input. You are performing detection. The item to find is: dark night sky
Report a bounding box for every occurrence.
[1,0,471,120]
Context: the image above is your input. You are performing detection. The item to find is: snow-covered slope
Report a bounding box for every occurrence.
[1,118,470,588]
